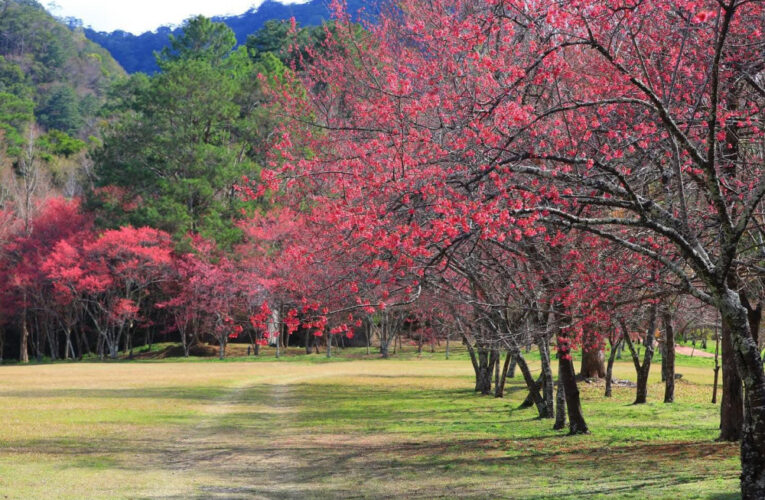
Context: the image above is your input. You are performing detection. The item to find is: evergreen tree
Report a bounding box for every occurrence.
[93,17,287,248]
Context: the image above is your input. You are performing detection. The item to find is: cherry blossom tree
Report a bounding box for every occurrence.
[44,226,173,359]
[259,1,764,494]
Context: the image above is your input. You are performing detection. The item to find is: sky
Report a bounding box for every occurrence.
[46,0,304,34]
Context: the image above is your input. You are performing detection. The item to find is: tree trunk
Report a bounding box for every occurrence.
[554,363,566,430]
[605,338,621,398]
[19,309,29,363]
[495,351,512,398]
[719,290,765,499]
[537,338,554,418]
[463,335,480,391]
[304,330,312,354]
[624,304,658,405]
[476,348,492,395]
[64,328,74,361]
[558,352,588,435]
[580,343,606,379]
[109,340,119,360]
[275,324,281,358]
[508,354,517,378]
[380,339,390,359]
[76,327,87,360]
[515,352,546,418]
[493,349,500,394]
[720,318,743,441]
[97,334,104,360]
[662,310,675,404]
[182,329,190,358]
[520,373,544,409]
[365,319,371,356]
[0,325,5,364]
[713,332,720,404]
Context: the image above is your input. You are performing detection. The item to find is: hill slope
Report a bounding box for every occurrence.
[81,0,376,74]
[0,0,125,138]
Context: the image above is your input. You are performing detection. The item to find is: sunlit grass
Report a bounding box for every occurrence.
[0,352,738,499]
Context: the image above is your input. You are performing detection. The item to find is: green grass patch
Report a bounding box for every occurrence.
[0,355,740,498]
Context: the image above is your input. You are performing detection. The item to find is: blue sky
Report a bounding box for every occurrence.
[46,0,305,34]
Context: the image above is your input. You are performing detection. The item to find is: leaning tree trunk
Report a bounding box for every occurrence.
[495,351,513,398]
[557,347,588,435]
[662,310,675,404]
[719,290,765,500]
[463,335,481,391]
[515,351,547,418]
[520,373,545,409]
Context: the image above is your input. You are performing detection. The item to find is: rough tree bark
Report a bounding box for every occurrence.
[515,351,547,418]
[475,348,495,395]
[553,363,566,430]
[580,341,606,379]
[537,338,554,418]
[719,290,765,499]
[520,372,544,409]
[557,348,588,435]
[662,310,675,404]
[720,319,743,441]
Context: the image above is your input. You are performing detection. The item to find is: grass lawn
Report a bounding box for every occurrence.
[0,349,739,499]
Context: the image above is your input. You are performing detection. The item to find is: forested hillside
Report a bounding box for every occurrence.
[0,0,124,202]
[0,13,326,363]
[0,0,124,137]
[80,0,375,74]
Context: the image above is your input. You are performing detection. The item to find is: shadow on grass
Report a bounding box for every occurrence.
[141,382,739,498]
[5,375,738,499]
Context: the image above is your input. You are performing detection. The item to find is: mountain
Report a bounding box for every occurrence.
[0,0,125,140]
[80,0,377,75]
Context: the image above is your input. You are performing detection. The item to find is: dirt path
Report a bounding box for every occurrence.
[150,366,368,499]
[675,345,715,358]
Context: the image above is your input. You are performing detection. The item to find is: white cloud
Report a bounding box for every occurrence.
[47,0,305,34]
